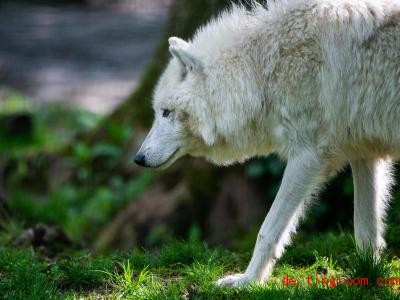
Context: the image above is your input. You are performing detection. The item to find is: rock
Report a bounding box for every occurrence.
[13,223,74,257]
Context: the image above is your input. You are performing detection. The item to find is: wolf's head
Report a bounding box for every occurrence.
[134,37,217,169]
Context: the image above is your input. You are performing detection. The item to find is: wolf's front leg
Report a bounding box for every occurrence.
[216,152,330,287]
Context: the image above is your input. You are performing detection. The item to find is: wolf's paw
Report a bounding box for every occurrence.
[215,273,254,288]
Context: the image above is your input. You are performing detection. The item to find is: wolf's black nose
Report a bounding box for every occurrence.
[134,153,146,167]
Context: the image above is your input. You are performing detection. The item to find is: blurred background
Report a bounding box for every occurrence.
[1,0,400,257]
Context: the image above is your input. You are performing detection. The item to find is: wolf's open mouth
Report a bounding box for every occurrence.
[153,148,180,168]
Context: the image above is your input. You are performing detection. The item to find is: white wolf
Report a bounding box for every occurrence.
[135,0,400,287]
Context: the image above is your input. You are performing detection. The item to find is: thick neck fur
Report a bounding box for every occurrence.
[192,3,316,163]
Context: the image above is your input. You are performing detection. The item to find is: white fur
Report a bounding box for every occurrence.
[135,0,400,287]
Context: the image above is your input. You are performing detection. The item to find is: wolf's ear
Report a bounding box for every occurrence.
[168,37,203,73]
[168,37,189,49]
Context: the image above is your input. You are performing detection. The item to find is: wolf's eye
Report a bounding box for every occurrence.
[162,109,171,118]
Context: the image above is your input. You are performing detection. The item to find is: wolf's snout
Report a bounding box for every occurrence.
[134,152,146,167]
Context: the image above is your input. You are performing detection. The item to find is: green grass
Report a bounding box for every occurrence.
[1,232,400,299]
[346,246,392,288]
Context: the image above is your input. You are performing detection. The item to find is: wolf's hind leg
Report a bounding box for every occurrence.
[350,158,394,255]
